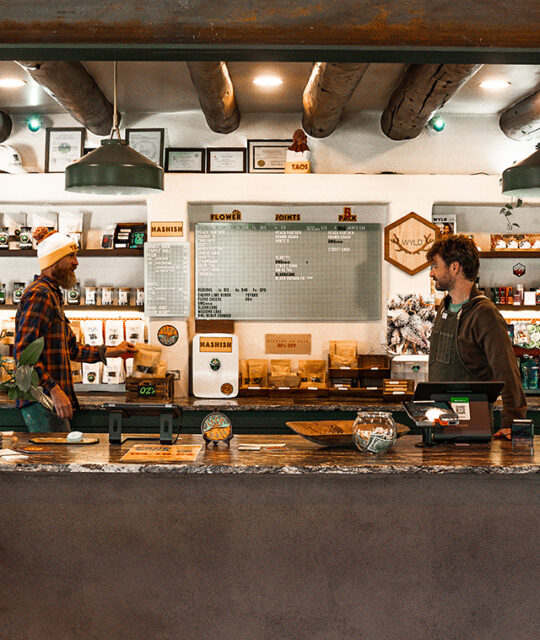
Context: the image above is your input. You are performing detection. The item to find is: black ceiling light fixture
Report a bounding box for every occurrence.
[65,62,164,195]
[501,143,540,197]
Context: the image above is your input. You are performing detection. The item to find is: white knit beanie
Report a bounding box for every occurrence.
[34,228,78,270]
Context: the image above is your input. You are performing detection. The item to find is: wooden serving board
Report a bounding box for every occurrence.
[30,437,99,445]
[286,420,409,447]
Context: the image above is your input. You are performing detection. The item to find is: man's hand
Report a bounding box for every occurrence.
[50,385,74,420]
[106,341,138,360]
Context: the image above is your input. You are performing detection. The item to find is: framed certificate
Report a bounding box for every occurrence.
[206,147,246,173]
[247,139,291,173]
[165,148,205,173]
[45,128,85,173]
[125,128,165,167]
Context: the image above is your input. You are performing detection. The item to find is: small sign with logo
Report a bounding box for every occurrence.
[157,324,179,347]
[199,336,233,352]
[265,333,312,354]
[210,209,242,221]
[150,221,183,237]
[513,263,526,277]
[384,212,440,276]
[137,380,157,398]
[338,207,357,222]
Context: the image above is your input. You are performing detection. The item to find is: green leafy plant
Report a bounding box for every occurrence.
[0,337,54,411]
[500,198,522,231]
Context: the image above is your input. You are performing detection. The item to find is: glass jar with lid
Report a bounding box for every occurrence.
[118,287,131,306]
[18,227,33,250]
[12,282,25,304]
[67,283,81,305]
[352,411,397,454]
[101,286,114,306]
[0,283,6,304]
[0,227,9,249]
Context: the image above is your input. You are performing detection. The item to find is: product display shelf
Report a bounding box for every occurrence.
[328,354,391,398]
[479,250,540,259]
[0,304,144,311]
[0,249,144,257]
[497,305,539,311]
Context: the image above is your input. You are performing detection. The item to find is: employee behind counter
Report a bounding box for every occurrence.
[14,227,136,433]
[427,234,527,436]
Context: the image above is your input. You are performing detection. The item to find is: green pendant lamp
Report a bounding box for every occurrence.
[502,143,540,197]
[65,62,163,195]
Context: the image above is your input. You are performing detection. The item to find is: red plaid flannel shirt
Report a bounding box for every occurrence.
[14,275,103,410]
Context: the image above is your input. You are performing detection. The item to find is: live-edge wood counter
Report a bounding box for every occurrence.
[1,434,539,640]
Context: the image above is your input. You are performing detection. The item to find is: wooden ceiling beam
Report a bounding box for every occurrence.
[499,90,540,141]
[15,61,114,135]
[187,61,240,134]
[380,64,482,140]
[0,2,538,54]
[302,62,369,138]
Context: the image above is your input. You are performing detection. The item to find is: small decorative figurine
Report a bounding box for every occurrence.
[285,129,311,174]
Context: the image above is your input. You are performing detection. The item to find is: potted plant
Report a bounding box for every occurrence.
[0,337,55,412]
[499,198,522,231]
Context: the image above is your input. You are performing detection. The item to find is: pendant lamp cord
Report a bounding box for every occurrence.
[110,61,122,140]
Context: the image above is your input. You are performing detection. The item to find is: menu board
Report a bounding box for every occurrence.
[144,243,190,317]
[195,223,381,320]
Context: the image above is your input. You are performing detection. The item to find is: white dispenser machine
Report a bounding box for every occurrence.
[192,334,239,398]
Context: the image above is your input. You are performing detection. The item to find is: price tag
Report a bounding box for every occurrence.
[138,382,157,397]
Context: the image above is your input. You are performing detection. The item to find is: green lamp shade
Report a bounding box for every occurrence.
[65,139,164,195]
[502,144,540,197]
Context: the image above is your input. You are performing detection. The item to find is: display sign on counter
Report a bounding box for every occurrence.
[265,333,311,354]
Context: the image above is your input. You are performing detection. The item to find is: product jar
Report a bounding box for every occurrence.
[85,286,98,306]
[18,227,33,250]
[136,287,144,306]
[12,282,25,304]
[352,411,397,454]
[0,283,6,304]
[0,227,8,249]
[67,283,81,305]
[118,287,131,306]
[101,286,114,306]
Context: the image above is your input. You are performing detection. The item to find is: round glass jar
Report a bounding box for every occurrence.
[352,411,397,454]
[18,227,33,250]
[118,287,131,306]
[0,227,9,249]
[12,282,25,304]
[0,283,6,304]
[136,287,144,306]
[67,283,81,305]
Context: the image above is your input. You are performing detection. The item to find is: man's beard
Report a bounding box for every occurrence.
[433,275,454,292]
[52,262,77,289]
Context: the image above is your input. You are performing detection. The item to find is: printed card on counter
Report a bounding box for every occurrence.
[120,444,202,463]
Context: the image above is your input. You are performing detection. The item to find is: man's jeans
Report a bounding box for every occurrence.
[20,403,70,433]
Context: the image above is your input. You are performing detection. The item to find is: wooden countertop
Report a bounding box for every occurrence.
[1,433,538,475]
[2,393,539,412]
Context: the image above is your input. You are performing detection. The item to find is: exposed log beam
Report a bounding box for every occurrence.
[187,61,240,134]
[14,61,114,135]
[381,64,482,141]
[500,90,540,141]
[302,62,369,138]
[0,1,538,62]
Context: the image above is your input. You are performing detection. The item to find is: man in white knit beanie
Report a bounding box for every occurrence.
[14,228,136,432]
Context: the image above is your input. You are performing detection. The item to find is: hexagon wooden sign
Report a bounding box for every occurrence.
[384,212,440,276]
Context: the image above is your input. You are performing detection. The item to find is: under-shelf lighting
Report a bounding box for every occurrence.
[0,78,25,88]
[479,79,511,90]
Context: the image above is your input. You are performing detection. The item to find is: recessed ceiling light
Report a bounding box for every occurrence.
[0,78,26,88]
[479,79,511,90]
[253,75,283,87]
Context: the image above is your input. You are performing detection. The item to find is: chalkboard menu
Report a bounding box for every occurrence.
[195,223,381,320]
[144,243,190,317]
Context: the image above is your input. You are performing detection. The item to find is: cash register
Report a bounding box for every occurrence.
[404,381,505,445]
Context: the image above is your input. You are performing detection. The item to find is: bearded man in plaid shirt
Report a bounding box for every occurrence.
[14,228,136,432]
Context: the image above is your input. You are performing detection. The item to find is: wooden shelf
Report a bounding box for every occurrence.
[497,305,540,311]
[0,249,143,257]
[479,250,540,259]
[0,304,144,311]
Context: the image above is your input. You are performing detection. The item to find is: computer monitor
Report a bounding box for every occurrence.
[413,381,505,442]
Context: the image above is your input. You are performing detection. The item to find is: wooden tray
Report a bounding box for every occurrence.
[286,420,409,447]
[30,437,99,445]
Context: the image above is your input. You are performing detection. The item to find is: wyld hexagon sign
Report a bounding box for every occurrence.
[384,212,440,276]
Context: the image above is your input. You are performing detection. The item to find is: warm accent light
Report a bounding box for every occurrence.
[253,75,283,87]
[479,79,511,90]
[0,78,25,88]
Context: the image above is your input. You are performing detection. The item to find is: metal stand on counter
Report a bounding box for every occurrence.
[101,403,183,445]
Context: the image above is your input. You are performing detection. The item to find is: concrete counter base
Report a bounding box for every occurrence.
[1,471,538,639]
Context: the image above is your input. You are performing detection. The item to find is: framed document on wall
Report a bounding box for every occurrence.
[125,128,165,167]
[206,148,246,173]
[247,139,290,173]
[45,128,85,173]
[165,148,205,173]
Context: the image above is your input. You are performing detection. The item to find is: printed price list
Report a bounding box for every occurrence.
[144,243,190,317]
